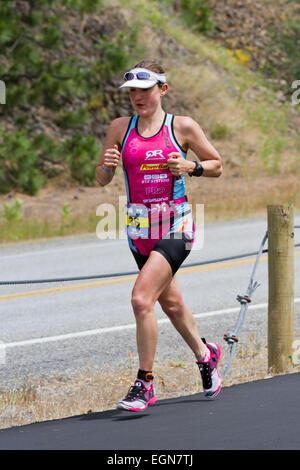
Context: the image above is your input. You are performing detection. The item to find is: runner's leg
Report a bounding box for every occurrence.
[131,251,173,371]
[158,276,207,360]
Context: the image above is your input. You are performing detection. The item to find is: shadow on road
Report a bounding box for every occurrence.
[79,393,216,423]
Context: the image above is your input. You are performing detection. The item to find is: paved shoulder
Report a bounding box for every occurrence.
[0,373,299,450]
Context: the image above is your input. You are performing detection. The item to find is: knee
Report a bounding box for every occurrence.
[131,294,153,318]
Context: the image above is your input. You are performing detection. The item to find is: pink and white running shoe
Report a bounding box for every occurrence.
[197,339,222,398]
[117,379,157,411]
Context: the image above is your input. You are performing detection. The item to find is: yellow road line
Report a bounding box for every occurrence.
[1,251,299,302]
[0,275,138,302]
[178,255,268,276]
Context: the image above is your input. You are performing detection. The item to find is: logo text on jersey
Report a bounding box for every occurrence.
[145,149,165,160]
[140,163,168,170]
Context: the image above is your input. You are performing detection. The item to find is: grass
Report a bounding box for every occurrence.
[0,334,298,430]
[189,174,300,222]
[0,212,100,243]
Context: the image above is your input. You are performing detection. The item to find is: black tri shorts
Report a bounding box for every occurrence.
[130,232,192,276]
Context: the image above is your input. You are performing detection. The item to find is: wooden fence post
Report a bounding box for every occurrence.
[267,204,294,373]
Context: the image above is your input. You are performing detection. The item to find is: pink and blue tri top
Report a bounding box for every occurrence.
[121,112,195,255]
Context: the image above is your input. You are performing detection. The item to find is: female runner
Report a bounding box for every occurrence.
[96,60,223,411]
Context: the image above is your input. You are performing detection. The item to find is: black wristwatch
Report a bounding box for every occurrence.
[188,160,203,177]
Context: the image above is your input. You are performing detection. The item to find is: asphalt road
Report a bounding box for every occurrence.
[0,215,300,388]
[0,372,299,450]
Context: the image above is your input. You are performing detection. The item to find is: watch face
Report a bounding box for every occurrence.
[194,163,203,176]
[189,161,203,176]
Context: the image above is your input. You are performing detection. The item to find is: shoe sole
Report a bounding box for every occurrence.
[117,395,157,412]
[204,372,222,398]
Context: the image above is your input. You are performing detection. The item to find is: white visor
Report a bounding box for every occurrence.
[119,67,166,89]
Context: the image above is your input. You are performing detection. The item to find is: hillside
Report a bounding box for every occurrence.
[0,0,299,239]
[205,0,299,87]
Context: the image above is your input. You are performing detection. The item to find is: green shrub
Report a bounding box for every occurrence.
[62,203,71,220]
[95,30,138,80]
[210,123,232,140]
[0,0,132,114]
[181,0,214,34]
[2,199,23,222]
[56,108,91,129]
[0,129,67,194]
[63,134,100,186]
[0,0,140,194]
[0,129,103,192]
[0,130,46,195]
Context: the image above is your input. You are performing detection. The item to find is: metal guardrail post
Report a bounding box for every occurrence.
[267,204,295,373]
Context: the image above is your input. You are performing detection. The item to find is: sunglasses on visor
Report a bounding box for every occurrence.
[123,71,165,83]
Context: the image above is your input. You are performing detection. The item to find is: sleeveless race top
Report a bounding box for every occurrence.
[121,113,187,205]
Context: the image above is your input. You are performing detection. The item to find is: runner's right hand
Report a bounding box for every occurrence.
[102,145,121,171]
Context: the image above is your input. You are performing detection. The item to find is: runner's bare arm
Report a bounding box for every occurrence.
[175,116,222,177]
[95,118,129,186]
